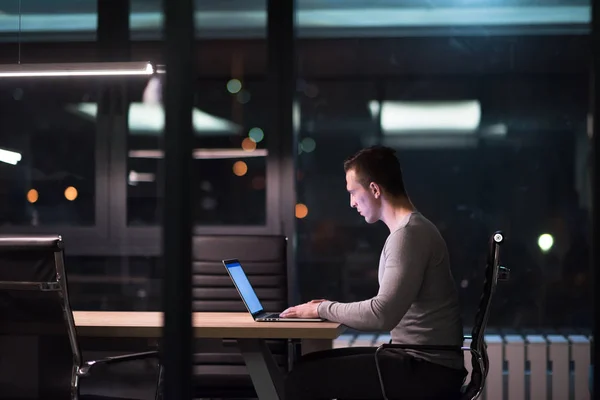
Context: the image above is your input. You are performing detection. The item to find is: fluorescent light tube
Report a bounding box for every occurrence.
[128,170,156,183]
[0,7,587,33]
[68,102,241,135]
[371,100,481,134]
[0,61,154,78]
[0,148,22,165]
[129,149,268,159]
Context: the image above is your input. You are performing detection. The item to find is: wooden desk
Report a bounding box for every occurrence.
[74,311,345,400]
[74,311,344,340]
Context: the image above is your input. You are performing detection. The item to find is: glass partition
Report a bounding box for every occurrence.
[295,1,592,331]
[0,0,97,42]
[1,0,588,41]
[125,77,268,226]
[0,79,99,227]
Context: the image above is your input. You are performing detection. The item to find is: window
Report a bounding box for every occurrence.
[67,255,160,311]
[0,80,98,226]
[295,3,592,330]
[126,76,269,226]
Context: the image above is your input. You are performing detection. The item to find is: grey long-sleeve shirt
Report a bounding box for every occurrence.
[317,212,465,370]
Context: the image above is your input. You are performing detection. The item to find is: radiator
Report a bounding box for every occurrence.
[332,333,591,400]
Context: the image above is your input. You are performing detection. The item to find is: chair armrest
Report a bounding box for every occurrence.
[77,350,159,377]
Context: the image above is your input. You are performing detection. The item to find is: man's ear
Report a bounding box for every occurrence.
[370,182,380,198]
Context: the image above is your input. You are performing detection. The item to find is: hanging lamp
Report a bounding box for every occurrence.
[0,0,156,78]
[0,62,156,77]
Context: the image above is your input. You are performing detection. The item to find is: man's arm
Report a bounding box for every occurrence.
[317,227,428,331]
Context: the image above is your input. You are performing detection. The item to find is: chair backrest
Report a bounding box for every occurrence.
[191,235,288,312]
[0,235,80,399]
[462,231,509,400]
[190,235,289,397]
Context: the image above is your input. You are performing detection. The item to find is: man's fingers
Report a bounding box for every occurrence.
[280,307,294,317]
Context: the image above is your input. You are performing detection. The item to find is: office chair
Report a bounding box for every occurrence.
[0,234,161,400]
[191,234,290,399]
[374,231,509,400]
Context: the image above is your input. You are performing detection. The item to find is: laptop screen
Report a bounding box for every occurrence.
[225,260,264,315]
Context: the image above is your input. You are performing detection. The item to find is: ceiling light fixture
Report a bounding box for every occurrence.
[0,1,155,78]
[128,149,268,160]
[369,100,482,134]
[68,102,240,134]
[0,61,155,78]
[0,148,22,165]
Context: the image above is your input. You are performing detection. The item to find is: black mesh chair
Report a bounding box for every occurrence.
[0,235,161,400]
[191,234,289,399]
[374,231,510,400]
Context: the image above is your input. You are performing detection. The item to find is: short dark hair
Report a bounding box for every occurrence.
[343,146,407,197]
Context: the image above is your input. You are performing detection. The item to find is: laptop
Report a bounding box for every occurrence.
[222,258,324,322]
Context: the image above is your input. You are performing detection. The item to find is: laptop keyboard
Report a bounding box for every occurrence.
[263,312,281,319]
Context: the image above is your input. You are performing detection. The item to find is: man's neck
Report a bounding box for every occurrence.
[380,196,416,233]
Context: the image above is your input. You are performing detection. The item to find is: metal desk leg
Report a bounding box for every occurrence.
[237,339,284,400]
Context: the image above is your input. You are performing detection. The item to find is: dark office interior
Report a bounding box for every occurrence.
[0,1,597,399]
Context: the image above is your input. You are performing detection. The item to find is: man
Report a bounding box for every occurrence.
[281,146,467,399]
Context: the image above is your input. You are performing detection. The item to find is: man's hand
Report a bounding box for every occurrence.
[280,299,326,319]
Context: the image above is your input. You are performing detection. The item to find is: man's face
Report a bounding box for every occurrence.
[346,169,380,224]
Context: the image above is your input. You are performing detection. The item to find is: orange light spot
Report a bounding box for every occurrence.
[64,186,78,201]
[295,203,308,219]
[241,137,257,151]
[233,161,248,176]
[27,189,38,204]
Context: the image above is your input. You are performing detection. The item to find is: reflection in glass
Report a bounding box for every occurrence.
[296,72,591,331]
[126,76,268,226]
[0,80,97,226]
[66,255,161,311]
[0,0,588,41]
